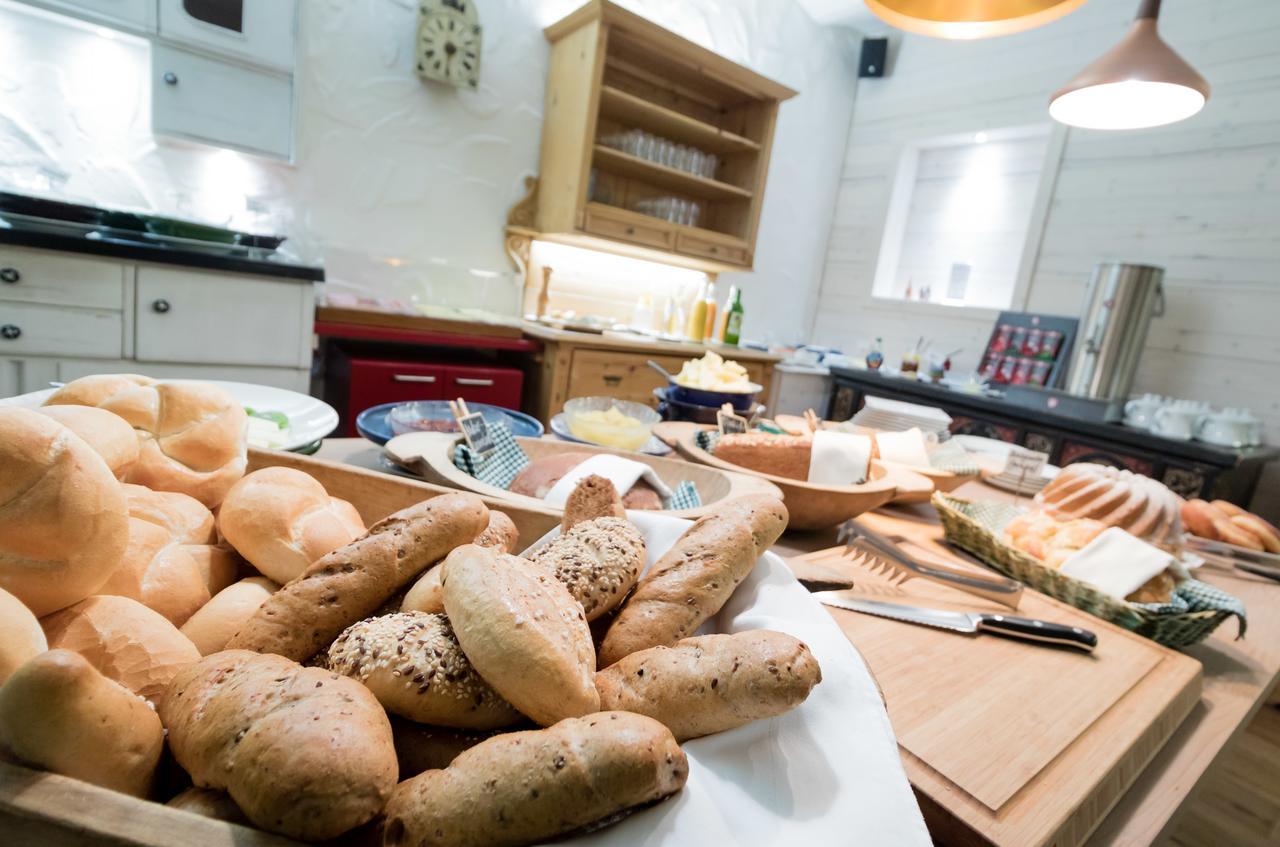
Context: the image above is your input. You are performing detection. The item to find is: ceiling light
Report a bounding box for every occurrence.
[1050,0,1208,130]
[863,0,1086,39]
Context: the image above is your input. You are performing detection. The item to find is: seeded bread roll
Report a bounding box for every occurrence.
[382,712,688,847]
[180,577,279,655]
[226,493,488,662]
[328,611,521,729]
[599,495,788,667]
[530,517,645,621]
[402,510,519,615]
[160,650,397,842]
[441,544,598,726]
[0,649,164,798]
[561,475,626,531]
[595,630,822,740]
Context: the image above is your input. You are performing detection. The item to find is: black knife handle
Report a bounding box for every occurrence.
[976,613,1097,652]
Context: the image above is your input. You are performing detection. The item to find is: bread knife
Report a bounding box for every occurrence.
[816,593,1098,652]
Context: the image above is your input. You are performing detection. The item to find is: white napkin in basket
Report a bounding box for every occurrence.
[808,430,872,485]
[1059,527,1175,601]
[543,454,673,507]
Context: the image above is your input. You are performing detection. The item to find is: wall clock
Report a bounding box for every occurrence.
[416,0,482,89]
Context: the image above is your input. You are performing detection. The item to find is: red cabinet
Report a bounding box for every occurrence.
[336,355,523,435]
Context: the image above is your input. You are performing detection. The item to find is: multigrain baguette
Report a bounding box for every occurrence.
[160,650,397,842]
[226,493,487,661]
[595,630,822,740]
[382,712,688,847]
[598,495,787,667]
[401,510,519,615]
[441,544,598,726]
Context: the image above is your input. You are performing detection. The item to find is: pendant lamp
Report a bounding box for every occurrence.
[1050,0,1209,129]
[863,0,1086,40]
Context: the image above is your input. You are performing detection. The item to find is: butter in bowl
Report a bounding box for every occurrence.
[562,397,660,451]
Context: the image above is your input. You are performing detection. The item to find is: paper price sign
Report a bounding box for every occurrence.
[1005,448,1047,480]
[717,405,749,435]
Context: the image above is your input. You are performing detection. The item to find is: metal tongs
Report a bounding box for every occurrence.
[837,519,1025,609]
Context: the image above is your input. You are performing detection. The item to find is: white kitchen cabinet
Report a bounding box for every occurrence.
[158,0,297,72]
[0,247,125,309]
[0,357,309,396]
[20,0,155,33]
[135,266,312,368]
[151,44,293,160]
[0,302,123,358]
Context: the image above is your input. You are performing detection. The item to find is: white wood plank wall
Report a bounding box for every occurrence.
[812,0,1280,515]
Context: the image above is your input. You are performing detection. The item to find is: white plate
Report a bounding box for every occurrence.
[0,381,337,452]
[526,512,931,847]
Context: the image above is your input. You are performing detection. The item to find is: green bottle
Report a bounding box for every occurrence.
[723,285,744,346]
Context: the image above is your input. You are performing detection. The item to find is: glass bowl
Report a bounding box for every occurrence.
[562,397,660,451]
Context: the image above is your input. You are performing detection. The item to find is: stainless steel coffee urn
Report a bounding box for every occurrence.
[1065,262,1165,405]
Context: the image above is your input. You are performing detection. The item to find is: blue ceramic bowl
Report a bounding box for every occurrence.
[355,401,544,445]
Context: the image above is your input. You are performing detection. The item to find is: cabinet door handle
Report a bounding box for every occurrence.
[0,324,20,340]
[163,71,179,85]
[152,298,171,314]
[602,374,622,387]
[454,377,495,387]
[0,267,19,284]
[392,374,437,383]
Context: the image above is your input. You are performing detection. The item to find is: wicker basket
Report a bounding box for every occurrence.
[932,492,1246,648]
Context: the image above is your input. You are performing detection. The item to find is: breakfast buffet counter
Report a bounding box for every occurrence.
[315,437,1280,847]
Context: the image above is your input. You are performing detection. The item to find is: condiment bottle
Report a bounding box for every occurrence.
[685,280,709,341]
[723,285,744,346]
[702,281,718,342]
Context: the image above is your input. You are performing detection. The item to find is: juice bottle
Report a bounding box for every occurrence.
[702,281,718,342]
[685,280,708,341]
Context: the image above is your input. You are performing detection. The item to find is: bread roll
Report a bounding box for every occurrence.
[226,492,488,661]
[328,612,521,729]
[98,517,211,625]
[0,408,130,616]
[595,631,822,740]
[1231,514,1280,553]
[0,649,163,797]
[1180,499,1223,540]
[561,475,626,531]
[441,544,598,726]
[166,787,249,826]
[1035,463,1181,543]
[45,375,247,508]
[599,495,788,667]
[0,586,47,685]
[34,404,139,479]
[183,543,243,595]
[509,453,663,510]
[1216,516,1266,551]
[530,517,645,621]
[1210,499,1247,518]
[42,594,200,705]
[217,467,366,584]
[402,510,519,615]
[383,712,688,847]
[161,650,397,841]
[713,433,813,480]
[124,483,216,544]
[180,577,279,655]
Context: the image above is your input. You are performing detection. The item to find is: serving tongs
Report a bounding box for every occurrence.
[836,519,1025,609]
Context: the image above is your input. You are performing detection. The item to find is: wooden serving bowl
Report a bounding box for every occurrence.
[383,432,782,520]
[652,422,915,531]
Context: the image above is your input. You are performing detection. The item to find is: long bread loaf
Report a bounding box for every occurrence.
[598,495,787,667]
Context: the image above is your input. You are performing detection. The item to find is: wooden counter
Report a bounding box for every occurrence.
[317,438,1280,846]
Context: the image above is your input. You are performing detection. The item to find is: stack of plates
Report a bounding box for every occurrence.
[850,396,952,435]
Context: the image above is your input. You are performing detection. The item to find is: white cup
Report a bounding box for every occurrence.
[1196,412,1251,447]
[1123,394,1162,430]
[1153,405,1202,441]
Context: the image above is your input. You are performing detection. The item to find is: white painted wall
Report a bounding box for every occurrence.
[813,1,1280,473]
[0,0,857,342]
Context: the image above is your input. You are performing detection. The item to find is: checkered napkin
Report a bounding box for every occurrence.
[1130,579,1249,636]
[696,429,721,452]
[928,439,979,476]
[452,422,529,489]
[454,423,701,509]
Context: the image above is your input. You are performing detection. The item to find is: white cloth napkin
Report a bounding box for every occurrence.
[1059,527,1175,601]
[808,430,872,485]
[543,453,674,507]
[874,428,931,468]
[527,512,931,847]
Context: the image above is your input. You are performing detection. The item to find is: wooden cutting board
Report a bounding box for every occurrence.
[791,522,1203,847]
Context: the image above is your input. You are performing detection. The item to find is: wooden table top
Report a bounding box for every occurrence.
[316,437,1280,846]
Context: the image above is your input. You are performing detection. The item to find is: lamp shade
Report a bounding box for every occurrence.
[864,0,1086,39]
[1050,10,1209,129]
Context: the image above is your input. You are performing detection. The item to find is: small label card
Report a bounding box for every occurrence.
[1005,447,1048,481]
[451,398,496,455]
[717,403,749,435]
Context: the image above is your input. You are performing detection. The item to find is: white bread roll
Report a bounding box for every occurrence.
[180,577,279,655]
[123,483,216,544]
[0,586,47,685]
[45,374,248,508]
[0,649,164,798]
[41,594,200,705]
[182,543,243,595]
[34,404,139,479]
[98,517,211,626]
[217,467,366,584]
[0,408,130,616]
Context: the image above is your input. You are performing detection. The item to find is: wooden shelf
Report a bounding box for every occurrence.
[584,202,749,247]
[598,85,760,155]
[592,145,753,202]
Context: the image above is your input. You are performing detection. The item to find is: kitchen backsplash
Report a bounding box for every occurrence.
[0,0,858,341]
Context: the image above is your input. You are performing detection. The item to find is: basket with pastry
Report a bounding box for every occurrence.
[932,463,1246,648]
[0,373,926,846]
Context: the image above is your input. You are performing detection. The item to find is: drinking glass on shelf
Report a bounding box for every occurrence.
[686,149,704,176]
[687,202,701,228]
[635,131,656,161]
[702,153,719,179]
[656,139,675,168]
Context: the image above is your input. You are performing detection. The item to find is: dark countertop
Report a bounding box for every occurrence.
[0,226,324,282]
[829,365,1276,467]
